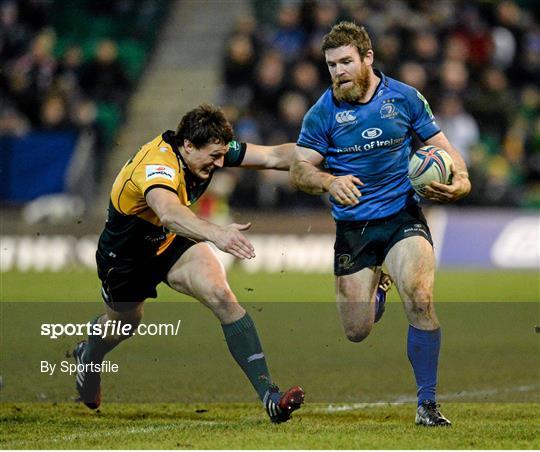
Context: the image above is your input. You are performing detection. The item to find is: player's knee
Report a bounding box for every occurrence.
[345,324,372,343]
[206,284,239,315]
[405,280,433,306]
[338,277,358,299]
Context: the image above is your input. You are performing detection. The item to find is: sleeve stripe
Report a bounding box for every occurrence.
[420,129,442,142]
[224,141,247,167]
[144,184,178,199]
[236,142,247,166]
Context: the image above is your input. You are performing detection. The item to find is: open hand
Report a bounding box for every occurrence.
[327,175,364,206]
[213,223,256,259]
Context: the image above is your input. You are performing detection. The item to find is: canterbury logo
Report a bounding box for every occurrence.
[335,110,356,124]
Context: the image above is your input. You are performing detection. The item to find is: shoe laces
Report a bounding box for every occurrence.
[424,401,442,417]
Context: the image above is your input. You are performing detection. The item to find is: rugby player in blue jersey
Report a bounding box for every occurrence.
[291,22,471,426]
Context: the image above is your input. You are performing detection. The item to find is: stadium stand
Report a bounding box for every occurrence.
[1,0,538,221]
[219,0,539,209]
[0,0,169,210]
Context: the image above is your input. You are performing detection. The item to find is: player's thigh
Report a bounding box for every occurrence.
[384,236,438,327]
[166,242,244,319]
[336,266,381,341]
[385,236,434,300]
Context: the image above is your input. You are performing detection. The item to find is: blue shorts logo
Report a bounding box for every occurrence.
[361,128,383,139]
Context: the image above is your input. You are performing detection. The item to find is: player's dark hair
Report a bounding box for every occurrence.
[322,21,372,59]
[175,104,233,148]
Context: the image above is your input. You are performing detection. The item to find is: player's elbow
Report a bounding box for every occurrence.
[159,211,176,230]
[271,143,295,170]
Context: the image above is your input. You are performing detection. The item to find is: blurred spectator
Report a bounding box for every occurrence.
[264,91,309,144]
[519,28,540,86]
[72,99,107,186]
[443,35,470,63]
[303,0,340,43]
[374,32,401,75]
[39,95,72,130]
[55,45,84,95]
[267,3,307,62]
[223,34,256,90]
[289,60,323,104]
[436,93,480,165]
[411,31,440,80]
[9,29,57,125]
[0,1,30,64]
[251,50,286,116]
[221,33,256,109]
[439,60,469,96]
[467,67,516,141]
[0,101,30,136]
[450,5,493,68]
[80,39,131,107]
[492,1,525,77]
[398,62,428,93]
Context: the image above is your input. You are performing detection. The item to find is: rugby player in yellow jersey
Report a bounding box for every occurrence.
[73,104,303,423]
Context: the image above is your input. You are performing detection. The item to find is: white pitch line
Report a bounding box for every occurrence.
[321,384,540,413]
[8,420,220,447]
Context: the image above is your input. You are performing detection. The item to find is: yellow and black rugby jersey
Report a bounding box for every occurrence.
[98,131,246,260]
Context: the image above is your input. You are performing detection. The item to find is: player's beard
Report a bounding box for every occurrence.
[333,64,371,103]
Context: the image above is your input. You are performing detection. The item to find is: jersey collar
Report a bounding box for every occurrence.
[162,130,189,171]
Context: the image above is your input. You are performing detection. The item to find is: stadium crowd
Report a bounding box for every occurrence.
[219,0,540,209]
[1,0,538,213]
[0,0,165,194]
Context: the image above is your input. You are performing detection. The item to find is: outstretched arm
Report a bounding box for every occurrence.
[146,188,255,259]
[290,146,363,205]
[239,142,295,170]
[424,131,471,203]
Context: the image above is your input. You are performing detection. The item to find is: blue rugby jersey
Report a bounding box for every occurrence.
[297,70,441,221]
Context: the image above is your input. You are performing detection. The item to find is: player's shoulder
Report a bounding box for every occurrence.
[383,73,422,102]
[304,87,335,124]
[139,131,180,168]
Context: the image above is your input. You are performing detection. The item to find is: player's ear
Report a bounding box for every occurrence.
[183,139,194,153]
[363,49,374,66]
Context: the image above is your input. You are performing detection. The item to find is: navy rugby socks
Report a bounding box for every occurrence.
[407,325,441,406]
[222,313,272,401]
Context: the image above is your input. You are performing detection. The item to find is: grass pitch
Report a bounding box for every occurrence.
[1,269,539,449]
[2,402,539,449]
[2,268,539,301]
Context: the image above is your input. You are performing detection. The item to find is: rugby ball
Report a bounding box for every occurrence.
[408,146,453,197]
